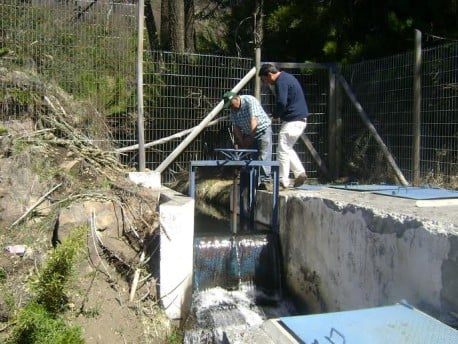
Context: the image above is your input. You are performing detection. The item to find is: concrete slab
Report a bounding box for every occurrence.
[262,318,300,344]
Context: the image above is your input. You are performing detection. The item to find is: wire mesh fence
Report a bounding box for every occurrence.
[421,44,458,186]
[340,44,458,187]
[340,53,416,184]
[1,0,457,188]
[1,0,138,146]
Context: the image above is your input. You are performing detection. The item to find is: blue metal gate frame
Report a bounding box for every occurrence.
[189,149,280,231]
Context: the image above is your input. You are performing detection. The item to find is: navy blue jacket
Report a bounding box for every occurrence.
[274,72,309,121]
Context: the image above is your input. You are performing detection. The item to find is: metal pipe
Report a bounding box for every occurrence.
[116,116,228,153]
[232,173,238,234]
[255,47,261,100]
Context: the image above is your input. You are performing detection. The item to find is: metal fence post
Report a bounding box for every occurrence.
[137,0,146,171]
[412,29,422,185]
[328,65,339,179]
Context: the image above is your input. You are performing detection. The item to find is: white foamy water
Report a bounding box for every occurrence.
[183,284,297,344]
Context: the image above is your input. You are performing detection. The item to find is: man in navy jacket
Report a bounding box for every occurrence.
[259,63,308,188]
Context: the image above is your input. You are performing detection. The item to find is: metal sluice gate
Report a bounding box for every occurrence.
[190,149,282,294]
[189,148,280,232]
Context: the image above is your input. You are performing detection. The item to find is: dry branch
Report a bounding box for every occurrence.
[42,95,127,180]
[10,183,62,228]
[129,249,146,302]
[89,210,112,279]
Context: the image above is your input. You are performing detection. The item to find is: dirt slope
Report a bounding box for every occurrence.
[0,69,177,343]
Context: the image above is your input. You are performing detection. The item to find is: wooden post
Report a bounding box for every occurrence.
[300,133,329,177]
[116,116,228,153]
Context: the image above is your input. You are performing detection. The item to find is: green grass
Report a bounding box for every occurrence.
[0,268,6,283]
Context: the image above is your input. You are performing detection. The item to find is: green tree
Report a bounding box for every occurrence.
[201,0,458,62]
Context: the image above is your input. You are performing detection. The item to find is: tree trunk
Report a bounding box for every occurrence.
[184,0,195,53]
[254,0,263,48]
[160,0,170,50]
[145,0,159,50]
[169,0,185,53]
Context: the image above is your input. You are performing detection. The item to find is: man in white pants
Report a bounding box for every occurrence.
[259,63,308,188]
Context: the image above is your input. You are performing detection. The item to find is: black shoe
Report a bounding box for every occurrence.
[293,173,307,187]
[258,183,267,190]
[258,182,273,192]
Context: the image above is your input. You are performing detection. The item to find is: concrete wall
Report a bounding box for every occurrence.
[255,189,458,327]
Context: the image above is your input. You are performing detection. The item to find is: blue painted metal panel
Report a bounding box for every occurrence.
[329,184,399,192]
[374,186,458,199]
[279,303,458,344]
[374,186,458,200]
[295,185,328,191]
[326,184,458,200]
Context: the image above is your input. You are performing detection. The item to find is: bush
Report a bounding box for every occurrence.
[8,303,83,344]
[7,226,87,343]
[31,226,86,314]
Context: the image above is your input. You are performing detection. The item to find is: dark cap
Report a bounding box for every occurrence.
[222,91,237,109]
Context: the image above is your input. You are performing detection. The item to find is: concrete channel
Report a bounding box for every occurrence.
[156,181,458,342]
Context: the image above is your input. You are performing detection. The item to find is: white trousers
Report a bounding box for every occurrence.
[278,120,307,187]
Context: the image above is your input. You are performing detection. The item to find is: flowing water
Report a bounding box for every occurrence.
[183,211,298,344]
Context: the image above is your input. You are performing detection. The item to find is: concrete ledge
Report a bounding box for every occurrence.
[128,171,161,190]
[262,319,299,344]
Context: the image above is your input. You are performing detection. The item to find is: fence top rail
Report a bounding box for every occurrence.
[150,50,253,62]
[263,61,337,70]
